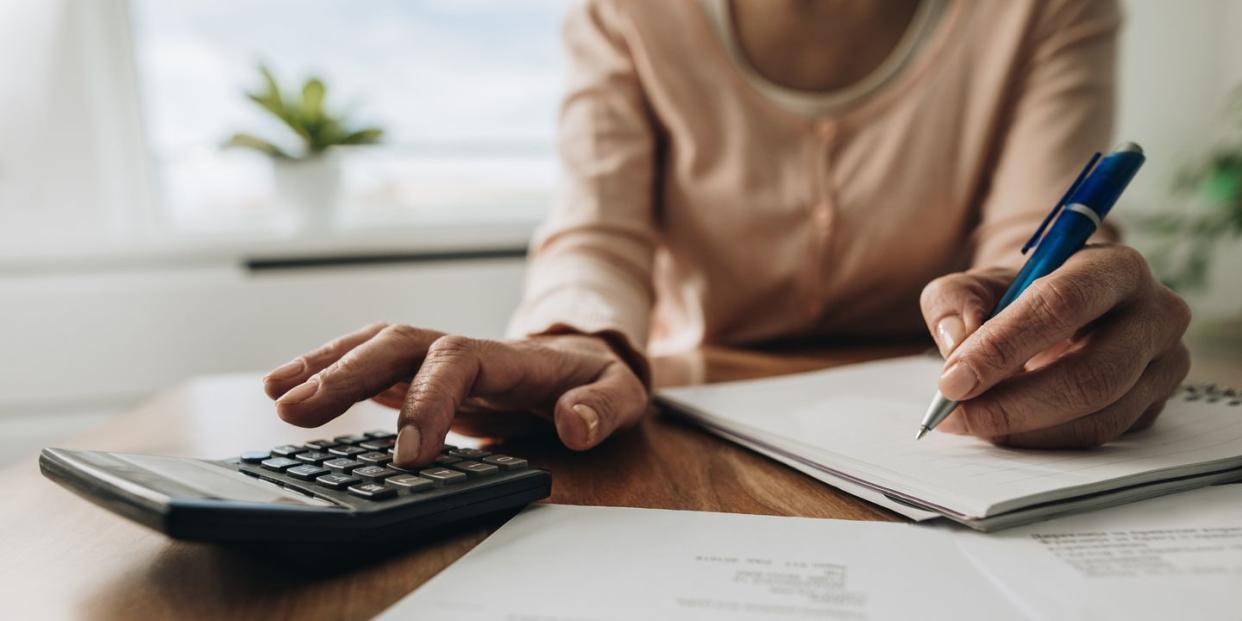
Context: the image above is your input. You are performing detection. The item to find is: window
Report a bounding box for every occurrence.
[130,0,568,233]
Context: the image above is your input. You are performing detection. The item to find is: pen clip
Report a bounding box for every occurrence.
[1021,152,1100,254]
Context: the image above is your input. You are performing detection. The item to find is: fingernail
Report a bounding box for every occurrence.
[276,378,318,405]
[939,363,979,401]
[266,358,305,382]
[572,404,600,443]
[395,425,421,464]
[935,316,965,357]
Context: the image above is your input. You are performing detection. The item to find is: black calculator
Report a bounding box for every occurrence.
[39,431,551,545]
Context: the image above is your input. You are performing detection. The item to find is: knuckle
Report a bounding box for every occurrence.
[1112,245,1149,280]
[382,323,425,345]
[1161,289,1192,334]
[581,386,619,421]
[1062,359,1129,411]
[966,325,1017,375]
[315,363,368,398]
[427,334,475,360]
[959,398,1018,437]
[1027,277,1090,331]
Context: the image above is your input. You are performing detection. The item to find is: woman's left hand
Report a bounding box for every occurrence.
[919,243,1191,448]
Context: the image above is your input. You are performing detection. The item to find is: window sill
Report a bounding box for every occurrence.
[0,218,537,275]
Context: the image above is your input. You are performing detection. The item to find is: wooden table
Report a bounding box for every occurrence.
[1,341,1238,620]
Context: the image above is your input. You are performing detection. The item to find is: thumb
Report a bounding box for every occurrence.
[919,267,1014,358]
[552,361,648,451]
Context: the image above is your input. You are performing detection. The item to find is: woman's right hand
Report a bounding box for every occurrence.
[262,323,649,468]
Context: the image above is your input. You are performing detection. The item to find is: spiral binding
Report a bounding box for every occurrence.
[1179,383,1241,406]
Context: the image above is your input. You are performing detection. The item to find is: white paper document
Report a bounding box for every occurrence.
[951,483,1242,621]
[380,486,1242,621]
[379,504,1019,620]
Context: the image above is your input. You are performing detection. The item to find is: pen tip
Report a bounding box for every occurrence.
[914,427,929,441]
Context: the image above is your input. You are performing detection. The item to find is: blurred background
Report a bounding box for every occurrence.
[1,0,1240,464]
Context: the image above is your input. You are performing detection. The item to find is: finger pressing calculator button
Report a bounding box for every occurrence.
[451,461,499,478]
[334,434,369,445]
[286,464,329,481]
[357,451,392,465]
[323,458,364,473]
[315,473,361,490]
[271,445,304,457]
[327,445,368,457]
[363,430,396,439]
[387,474,434,492]
[348,483,396,500]
[448,448,490,459]
[240,451,270,464]
[419,468,468,486]
[295,451,334,464]
[353,465,398,481]
[261,457,301,472]
[359,438,396,451]
[482,455,528,470]
[303,439,338,450]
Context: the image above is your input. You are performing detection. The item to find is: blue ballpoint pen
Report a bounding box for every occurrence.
[914,142,1147,440]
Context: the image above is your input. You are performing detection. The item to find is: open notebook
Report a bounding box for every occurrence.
[657,355,1242,530]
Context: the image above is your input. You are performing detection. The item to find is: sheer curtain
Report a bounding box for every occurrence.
[0,0,151,253]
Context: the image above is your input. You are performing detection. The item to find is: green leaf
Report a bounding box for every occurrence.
[339,127,384,145]
[301,77,326,120]
[222,132,293,159]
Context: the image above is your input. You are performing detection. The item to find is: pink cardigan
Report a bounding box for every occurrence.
[508,0,1120,371]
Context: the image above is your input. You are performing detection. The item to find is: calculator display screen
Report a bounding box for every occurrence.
[103,453,333,507]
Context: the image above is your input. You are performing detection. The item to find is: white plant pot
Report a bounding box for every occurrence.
[273,153,342,231]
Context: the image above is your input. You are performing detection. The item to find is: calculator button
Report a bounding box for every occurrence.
[387,474,435,492]
[334,434,369,445]
[327,445,368,457]
[271,445,304,457]
[419,468,468,486]
[347,483,396,500]
[286,464,329,481]
[352,465,398,481]
[434,454,462,465]
[451,461,499,478]
[359,438,396,451]
[357,452,392,465]
[448,448,490,459]
[364,430,397,439]
[323,458,364,472]
[261,457,301,472]
[295,451,334,464]
[240,451,270,464]
[303,439,338,450]
[315,473,361,490]
[482,455,528,471]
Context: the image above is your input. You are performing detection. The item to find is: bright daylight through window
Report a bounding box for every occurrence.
[131,0,566,234]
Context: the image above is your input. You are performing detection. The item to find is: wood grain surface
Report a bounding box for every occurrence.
[1,340,1237,621]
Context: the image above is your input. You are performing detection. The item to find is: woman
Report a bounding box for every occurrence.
[264,0,1190,466]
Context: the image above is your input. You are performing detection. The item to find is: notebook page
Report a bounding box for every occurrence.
[658,356,1242,518]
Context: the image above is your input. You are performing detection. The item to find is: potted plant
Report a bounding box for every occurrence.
[225,64,384,229]
[1141,87,1242,350]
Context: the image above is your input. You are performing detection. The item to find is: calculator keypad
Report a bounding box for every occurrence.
[239,431,532,505]
[261,457,300,471]
[287,464,329,480]
[295,451,334,464]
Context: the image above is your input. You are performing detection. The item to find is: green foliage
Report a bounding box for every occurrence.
[223,64,384,160]
[1140,86,1242,291]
